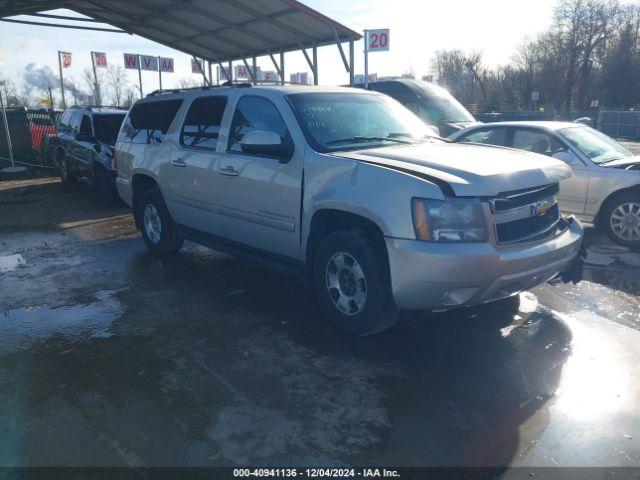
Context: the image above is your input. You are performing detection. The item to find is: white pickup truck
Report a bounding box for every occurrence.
[114,85,583,335]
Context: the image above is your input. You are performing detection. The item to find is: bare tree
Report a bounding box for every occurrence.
[176,77,199,89]
[123,87,138,108]
[63,77,89,106]
[83,67,107,106]
[107,65,130,107]
[0,75,26,107]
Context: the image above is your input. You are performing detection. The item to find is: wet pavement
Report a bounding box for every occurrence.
[1,178,640,469]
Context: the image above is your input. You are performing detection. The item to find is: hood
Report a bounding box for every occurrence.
[332,142,572,197]
[600,156,640,170]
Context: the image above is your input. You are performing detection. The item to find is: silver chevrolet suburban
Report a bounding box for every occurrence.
[114,85,583,335]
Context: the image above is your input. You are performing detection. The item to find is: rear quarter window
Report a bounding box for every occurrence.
[120,100,183,144]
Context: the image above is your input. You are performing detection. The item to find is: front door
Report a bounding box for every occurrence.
[216,95,303,259]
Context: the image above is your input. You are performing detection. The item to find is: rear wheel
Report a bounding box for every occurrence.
[602,192,640,247]
[312,229,400,335]
[134,187,184,253]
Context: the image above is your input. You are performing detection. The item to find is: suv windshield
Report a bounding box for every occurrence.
[94,114,126,145]
[560,126,633,164]
[419,83,475,124]
[287,92,432,152]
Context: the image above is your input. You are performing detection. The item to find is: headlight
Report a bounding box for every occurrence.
[412,198,487,242]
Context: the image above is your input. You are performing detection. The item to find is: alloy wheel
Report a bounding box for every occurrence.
[325,252,367,316]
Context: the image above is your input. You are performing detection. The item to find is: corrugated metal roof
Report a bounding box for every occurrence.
[0,0,362,63]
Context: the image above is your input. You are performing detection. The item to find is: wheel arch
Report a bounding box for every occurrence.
[305,208,390,289]
[596,184,640,226]
[131,173,161,229]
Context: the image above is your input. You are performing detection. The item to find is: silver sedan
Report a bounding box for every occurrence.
[450,121,640,246]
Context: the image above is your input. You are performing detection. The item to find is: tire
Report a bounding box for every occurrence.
[94,166,118,205]
[57,150,74,185]
[134,187,184,253]
[601,191,640,247]
[312,229,400,335]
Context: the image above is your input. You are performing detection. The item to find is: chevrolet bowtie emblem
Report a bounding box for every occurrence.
[533,200,550,216]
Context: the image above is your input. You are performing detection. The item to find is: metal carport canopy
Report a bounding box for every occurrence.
[0,0,362,65]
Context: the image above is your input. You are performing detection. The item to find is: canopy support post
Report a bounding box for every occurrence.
[334,28,350,74]
[280,50,285,85]
[312,45,318,85]
[349,40,355,86]
[252,56,257,84]
[242,58,255,83]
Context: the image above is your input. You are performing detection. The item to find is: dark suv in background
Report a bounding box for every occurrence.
[356,79,479,137]
[52,106,126,202]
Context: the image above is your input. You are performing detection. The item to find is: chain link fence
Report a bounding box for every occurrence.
[474,108,640,140]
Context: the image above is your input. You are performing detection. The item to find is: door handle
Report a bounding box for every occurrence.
[170,158,187,168]
[219,166,239,177]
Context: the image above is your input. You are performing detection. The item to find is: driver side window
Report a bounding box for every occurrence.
[459,128,507,147]
[512,129,562,157]
[228,96,288,154]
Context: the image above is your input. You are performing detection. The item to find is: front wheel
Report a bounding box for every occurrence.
[57,151,74,185]
[134,187,184,253]
[602,192,640,247]
[312,229,400,335]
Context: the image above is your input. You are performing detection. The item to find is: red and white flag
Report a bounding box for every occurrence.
[92,52,107,68]
[123,53,139,70]
[191,58,203,74]
[60,52,72,68]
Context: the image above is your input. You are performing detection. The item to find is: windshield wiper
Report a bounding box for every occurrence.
[325,135,414,146]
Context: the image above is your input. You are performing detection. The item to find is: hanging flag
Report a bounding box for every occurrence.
[92,52,107,68]
[191,58,203,74]
[140,55,158,72]
[123,53,139,70]
[160,57,174,73]
[60,52,72,68]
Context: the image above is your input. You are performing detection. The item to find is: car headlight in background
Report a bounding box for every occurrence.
[412,198,487,242]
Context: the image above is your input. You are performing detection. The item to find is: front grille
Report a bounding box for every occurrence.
[492,184,560,213]
[491,183,561,244]
[496,204,559,244]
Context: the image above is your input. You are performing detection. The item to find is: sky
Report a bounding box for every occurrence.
[0,0,572,103]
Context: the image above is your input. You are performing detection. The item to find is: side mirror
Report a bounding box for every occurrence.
[76,132,92,142]
[240,130,293,162]
[552,150,581,165]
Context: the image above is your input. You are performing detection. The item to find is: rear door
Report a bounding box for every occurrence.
[215,94,303,259]
[75,114,95,179]
[166,94,230,234]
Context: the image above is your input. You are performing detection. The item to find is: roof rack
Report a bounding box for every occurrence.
[145,80,309,97]
[68,105,128,111]
[146,82,255,97]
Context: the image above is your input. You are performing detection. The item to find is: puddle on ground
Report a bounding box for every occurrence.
[0,290,124,355]
[0,254,24,273]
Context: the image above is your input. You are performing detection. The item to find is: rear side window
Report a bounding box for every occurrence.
[180,96,228,150]
[122,100,183,144]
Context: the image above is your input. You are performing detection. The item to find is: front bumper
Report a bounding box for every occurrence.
[385,217,584,310]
